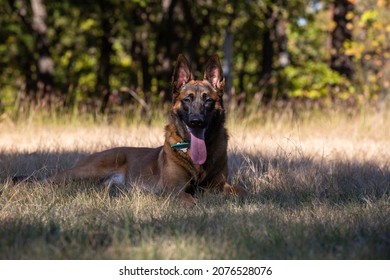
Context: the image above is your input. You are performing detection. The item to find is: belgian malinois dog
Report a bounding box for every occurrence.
[46,55,246,203]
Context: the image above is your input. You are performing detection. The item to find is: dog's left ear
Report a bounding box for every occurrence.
[204,55,225,91]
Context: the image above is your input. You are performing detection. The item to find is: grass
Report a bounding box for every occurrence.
[0,106,389,259]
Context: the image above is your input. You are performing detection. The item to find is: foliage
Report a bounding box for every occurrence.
[0,0,390,116]
[282,62,350,99]
[347,0,390,100]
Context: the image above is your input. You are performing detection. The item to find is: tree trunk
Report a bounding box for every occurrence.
[223,0,238,103]
[154,0,178,102]
[223,29,233,101]
[275,12,289,68]
[154,0,209,102]
[30,0,54,103]
[330,0,354,79]
[260,0,289,101]
[140,31,151,100]
[260,4,275,102]
[98,6,113,114]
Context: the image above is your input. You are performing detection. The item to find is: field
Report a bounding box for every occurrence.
[0,107,389,259]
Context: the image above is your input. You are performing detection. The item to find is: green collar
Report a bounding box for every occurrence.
[171,142,190,151]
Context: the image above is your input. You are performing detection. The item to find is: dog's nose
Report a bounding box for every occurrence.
[189,115,205,127]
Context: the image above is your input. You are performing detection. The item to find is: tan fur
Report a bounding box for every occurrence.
[51,55,247,204]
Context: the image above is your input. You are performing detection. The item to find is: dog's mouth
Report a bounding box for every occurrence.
[187,127,207,165]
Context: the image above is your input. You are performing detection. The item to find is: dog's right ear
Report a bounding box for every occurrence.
[172,54,192,91]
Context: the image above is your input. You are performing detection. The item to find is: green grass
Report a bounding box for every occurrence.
[0,107,389,259]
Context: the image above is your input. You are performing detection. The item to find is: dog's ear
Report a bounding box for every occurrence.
[172,54,192,90]
[204,55,225,91]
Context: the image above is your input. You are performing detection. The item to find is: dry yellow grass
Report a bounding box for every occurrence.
[0,107,389,259]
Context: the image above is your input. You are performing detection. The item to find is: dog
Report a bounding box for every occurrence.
[35,54,247,204]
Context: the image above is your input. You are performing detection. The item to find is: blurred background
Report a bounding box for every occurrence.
[0,0,389,118]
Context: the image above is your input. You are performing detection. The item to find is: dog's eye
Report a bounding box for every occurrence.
[182,96,192,103]
[202,93,214,103]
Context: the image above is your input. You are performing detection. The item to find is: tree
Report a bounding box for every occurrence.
[30,0,54,102]
[8,0,54,105]
[330,0,355,79]
[1,0,389,116]
[260,0,290,101]
[97,1,114,114]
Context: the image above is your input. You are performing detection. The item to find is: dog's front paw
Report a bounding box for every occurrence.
[223,183,248,199]
[178,192,198,205]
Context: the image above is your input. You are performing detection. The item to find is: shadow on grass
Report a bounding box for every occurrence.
[0,218,112,259]
[0,201,389,259]
[0,150,389,259]
[0,151,88,181]
[229,151,390,207]
[1,149,389,205]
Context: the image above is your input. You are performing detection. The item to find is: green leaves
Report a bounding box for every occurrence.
[282,62,351,99]
[0,0,389,114]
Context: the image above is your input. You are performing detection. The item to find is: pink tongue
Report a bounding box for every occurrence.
[189,128,207,165]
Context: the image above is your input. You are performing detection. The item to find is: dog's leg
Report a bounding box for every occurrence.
[166,180,197,205]
[161,161,197,204]
[50,150,127,185]
[50,165,112,184]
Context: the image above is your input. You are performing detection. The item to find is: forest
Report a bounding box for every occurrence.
[0,0,390,117]
[1,0,390,262]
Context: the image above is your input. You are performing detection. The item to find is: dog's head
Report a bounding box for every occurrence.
[171,54,225,165]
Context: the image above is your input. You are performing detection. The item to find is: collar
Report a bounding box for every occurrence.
[171,141,190,152]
